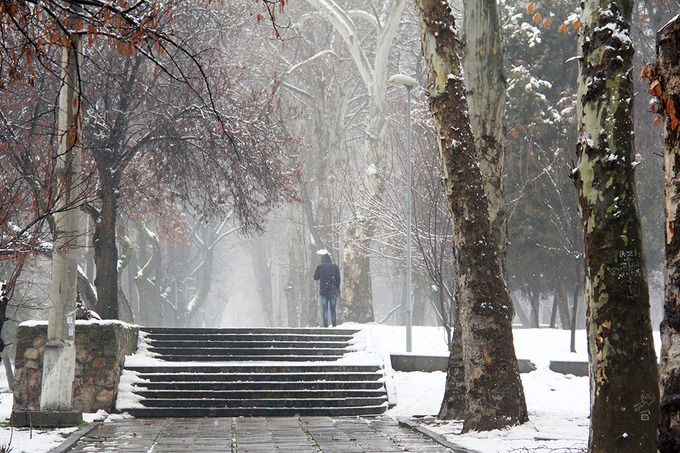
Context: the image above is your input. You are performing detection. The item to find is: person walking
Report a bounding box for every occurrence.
[313,253,340,327]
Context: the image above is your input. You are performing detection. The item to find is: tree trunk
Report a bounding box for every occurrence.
[655,16,680,453]
[40,29,82,414]
[90,55,140,321]
[524,283,540,328]
[185,244,215,326]
[340,221,375,323]
[570,259,581,353]
[512,297,532,328]
[252,242,274,327]
[438,310,465,419]
[573,1,660,451]
[77,269,98,312]
[549,286,559,329]
[134,222,161,326]
[93,165,119,319]
[415,0,528,432]
[412,286,426,326]
[554,280,571,330]
[461,0,507,276]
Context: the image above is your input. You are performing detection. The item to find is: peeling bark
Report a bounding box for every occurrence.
[415,0,528,431]
[438,312,465,419]
[573,1,659,451]
[339,222,375,323]
[436,0,510,419]
[462,0,507,274]
[655,16,680,453]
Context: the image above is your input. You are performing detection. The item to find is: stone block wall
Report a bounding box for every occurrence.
[12,321,138,413]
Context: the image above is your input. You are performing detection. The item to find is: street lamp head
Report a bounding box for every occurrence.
[388,74,417,89]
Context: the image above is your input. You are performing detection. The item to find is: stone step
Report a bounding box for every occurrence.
[123,405,387,418]
[141,327,358,336]
[133,389,387,399]
[118,326,388,418]
[134,380,385,391]
[148,347,345,356]
[144,333,354,343]
[153,354,345,362]
[127,364,381,373]
[128,371,384,383]
[144,340,350,349]
[138,397,387,409]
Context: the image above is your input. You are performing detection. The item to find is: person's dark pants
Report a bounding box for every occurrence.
[320,294,337,327]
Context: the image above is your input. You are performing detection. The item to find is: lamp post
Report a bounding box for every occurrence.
[388,74,417,353]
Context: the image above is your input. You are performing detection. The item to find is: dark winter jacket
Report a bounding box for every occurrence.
[313,255,341,297]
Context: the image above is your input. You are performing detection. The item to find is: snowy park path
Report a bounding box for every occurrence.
[64,416,456,453]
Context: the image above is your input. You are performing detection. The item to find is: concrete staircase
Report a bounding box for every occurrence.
[118,327,389,417]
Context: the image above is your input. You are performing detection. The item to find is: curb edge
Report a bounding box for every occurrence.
[47,421,101,453]
[397,418,481,453]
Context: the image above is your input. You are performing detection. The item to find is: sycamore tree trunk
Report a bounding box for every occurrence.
[340,101,382,323]
[461,0,507,272]
[438,0,510,420]
[438,311,465,419]
[415,0,528,432]
[573,1,659,451]
[40,29,83,414]
[655,16,680,453]
[340,221,375,323]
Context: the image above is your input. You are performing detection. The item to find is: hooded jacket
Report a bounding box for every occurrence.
[313,254,341,296]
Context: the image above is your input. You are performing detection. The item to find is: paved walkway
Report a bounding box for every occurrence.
[64,416,452,453]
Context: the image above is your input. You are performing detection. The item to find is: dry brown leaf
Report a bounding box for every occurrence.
[640,63,651,80]
[649,80,662,97]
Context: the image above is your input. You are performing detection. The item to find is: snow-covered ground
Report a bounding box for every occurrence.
[363,324,661,453]
[0,382,107,453]
[0,325,662,453]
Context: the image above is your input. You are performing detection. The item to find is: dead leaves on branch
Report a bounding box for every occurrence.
[525,2,581,35]
[0,0,180,84]
[642,62,680,131]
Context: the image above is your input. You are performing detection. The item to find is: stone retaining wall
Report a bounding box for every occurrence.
[12,321,138,413]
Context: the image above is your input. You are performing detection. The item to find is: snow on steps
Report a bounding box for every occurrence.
[116,327,389,417]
